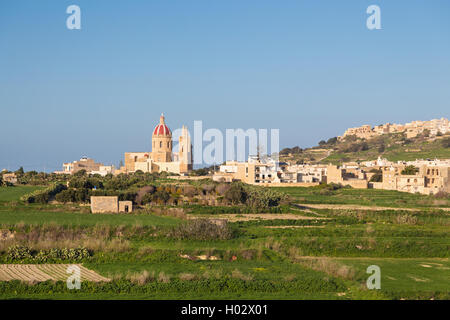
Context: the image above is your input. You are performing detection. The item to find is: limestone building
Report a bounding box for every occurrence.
[118,114,193,175]
[340,118,449,140]
[55,157,105,175]
[90,196,133,213]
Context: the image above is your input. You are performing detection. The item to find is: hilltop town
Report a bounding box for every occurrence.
[4,117,440,196]
[340,118,449,140]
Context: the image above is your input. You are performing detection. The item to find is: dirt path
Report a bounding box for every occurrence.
[0,264,110,282]
[295,203,450,212]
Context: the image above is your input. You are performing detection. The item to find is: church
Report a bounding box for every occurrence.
[117,114,193,175]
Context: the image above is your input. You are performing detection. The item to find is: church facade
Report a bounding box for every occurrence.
[117,114,193,175]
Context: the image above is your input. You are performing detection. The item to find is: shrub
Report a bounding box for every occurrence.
[401,165,419,175]
[6,245,91,262]
[167,219,233,240]
[224,183,247,205]
[216,184,231,196]
[7,245,32,260]
[152,189,170,204]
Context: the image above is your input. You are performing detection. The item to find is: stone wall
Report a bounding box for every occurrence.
[90,196,118,213]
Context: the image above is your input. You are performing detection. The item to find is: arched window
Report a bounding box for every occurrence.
[167,142,169,148]
[160,141,162,148]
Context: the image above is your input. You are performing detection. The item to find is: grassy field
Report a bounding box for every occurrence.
[0,204,180,227]
[0,185,45,203]
[272,186,450,208]
[0,185,449,299]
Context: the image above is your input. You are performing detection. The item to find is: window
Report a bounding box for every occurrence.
[160,141,162,148]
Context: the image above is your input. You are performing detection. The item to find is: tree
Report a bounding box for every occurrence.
[15,167,24,175]
[291,146,303,154]
[279,148,292,155]
[135,186,155,204]
[153,189,170,204]
[369,169,382,182]
[224,183,247,205]
[326,137,338,145]
[318,140,326,146]
[73,169,87,177]
[401,165,419,175]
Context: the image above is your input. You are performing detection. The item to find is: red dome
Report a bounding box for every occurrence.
[153,113,172,136]
[153,124,171,136]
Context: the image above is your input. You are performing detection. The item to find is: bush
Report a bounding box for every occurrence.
[167,219,233,240]
[224,183,247,205]
[7,245,32,260]
[401,165,419,175]
[6,245,91,262]
[245,187,286,208]
[152,189,170,204]
[216,183,230,196]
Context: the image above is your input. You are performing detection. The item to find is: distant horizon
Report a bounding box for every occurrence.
[1,115,448,173]
[1,1,449,172]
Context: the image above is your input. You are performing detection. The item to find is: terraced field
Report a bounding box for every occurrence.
[0,264,110,282]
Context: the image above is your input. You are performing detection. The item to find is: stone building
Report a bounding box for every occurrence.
[326,164,369,188]
[117,114,193,175]
[213,155,280,184]
[90,196,133,213]
[377,163,450,195]
[55,157,104,175]
[340,118,449,140]
[2,173,17,184]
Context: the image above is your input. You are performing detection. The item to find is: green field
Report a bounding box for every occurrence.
[273,186,450,208]
[0,185,45,203]
[0,184,449,300]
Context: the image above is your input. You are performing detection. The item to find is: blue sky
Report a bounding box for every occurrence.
[0,0,449,171]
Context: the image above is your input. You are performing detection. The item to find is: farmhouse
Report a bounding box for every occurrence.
[90,196,133,213]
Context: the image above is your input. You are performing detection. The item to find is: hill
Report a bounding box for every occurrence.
[280,132,450,164]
